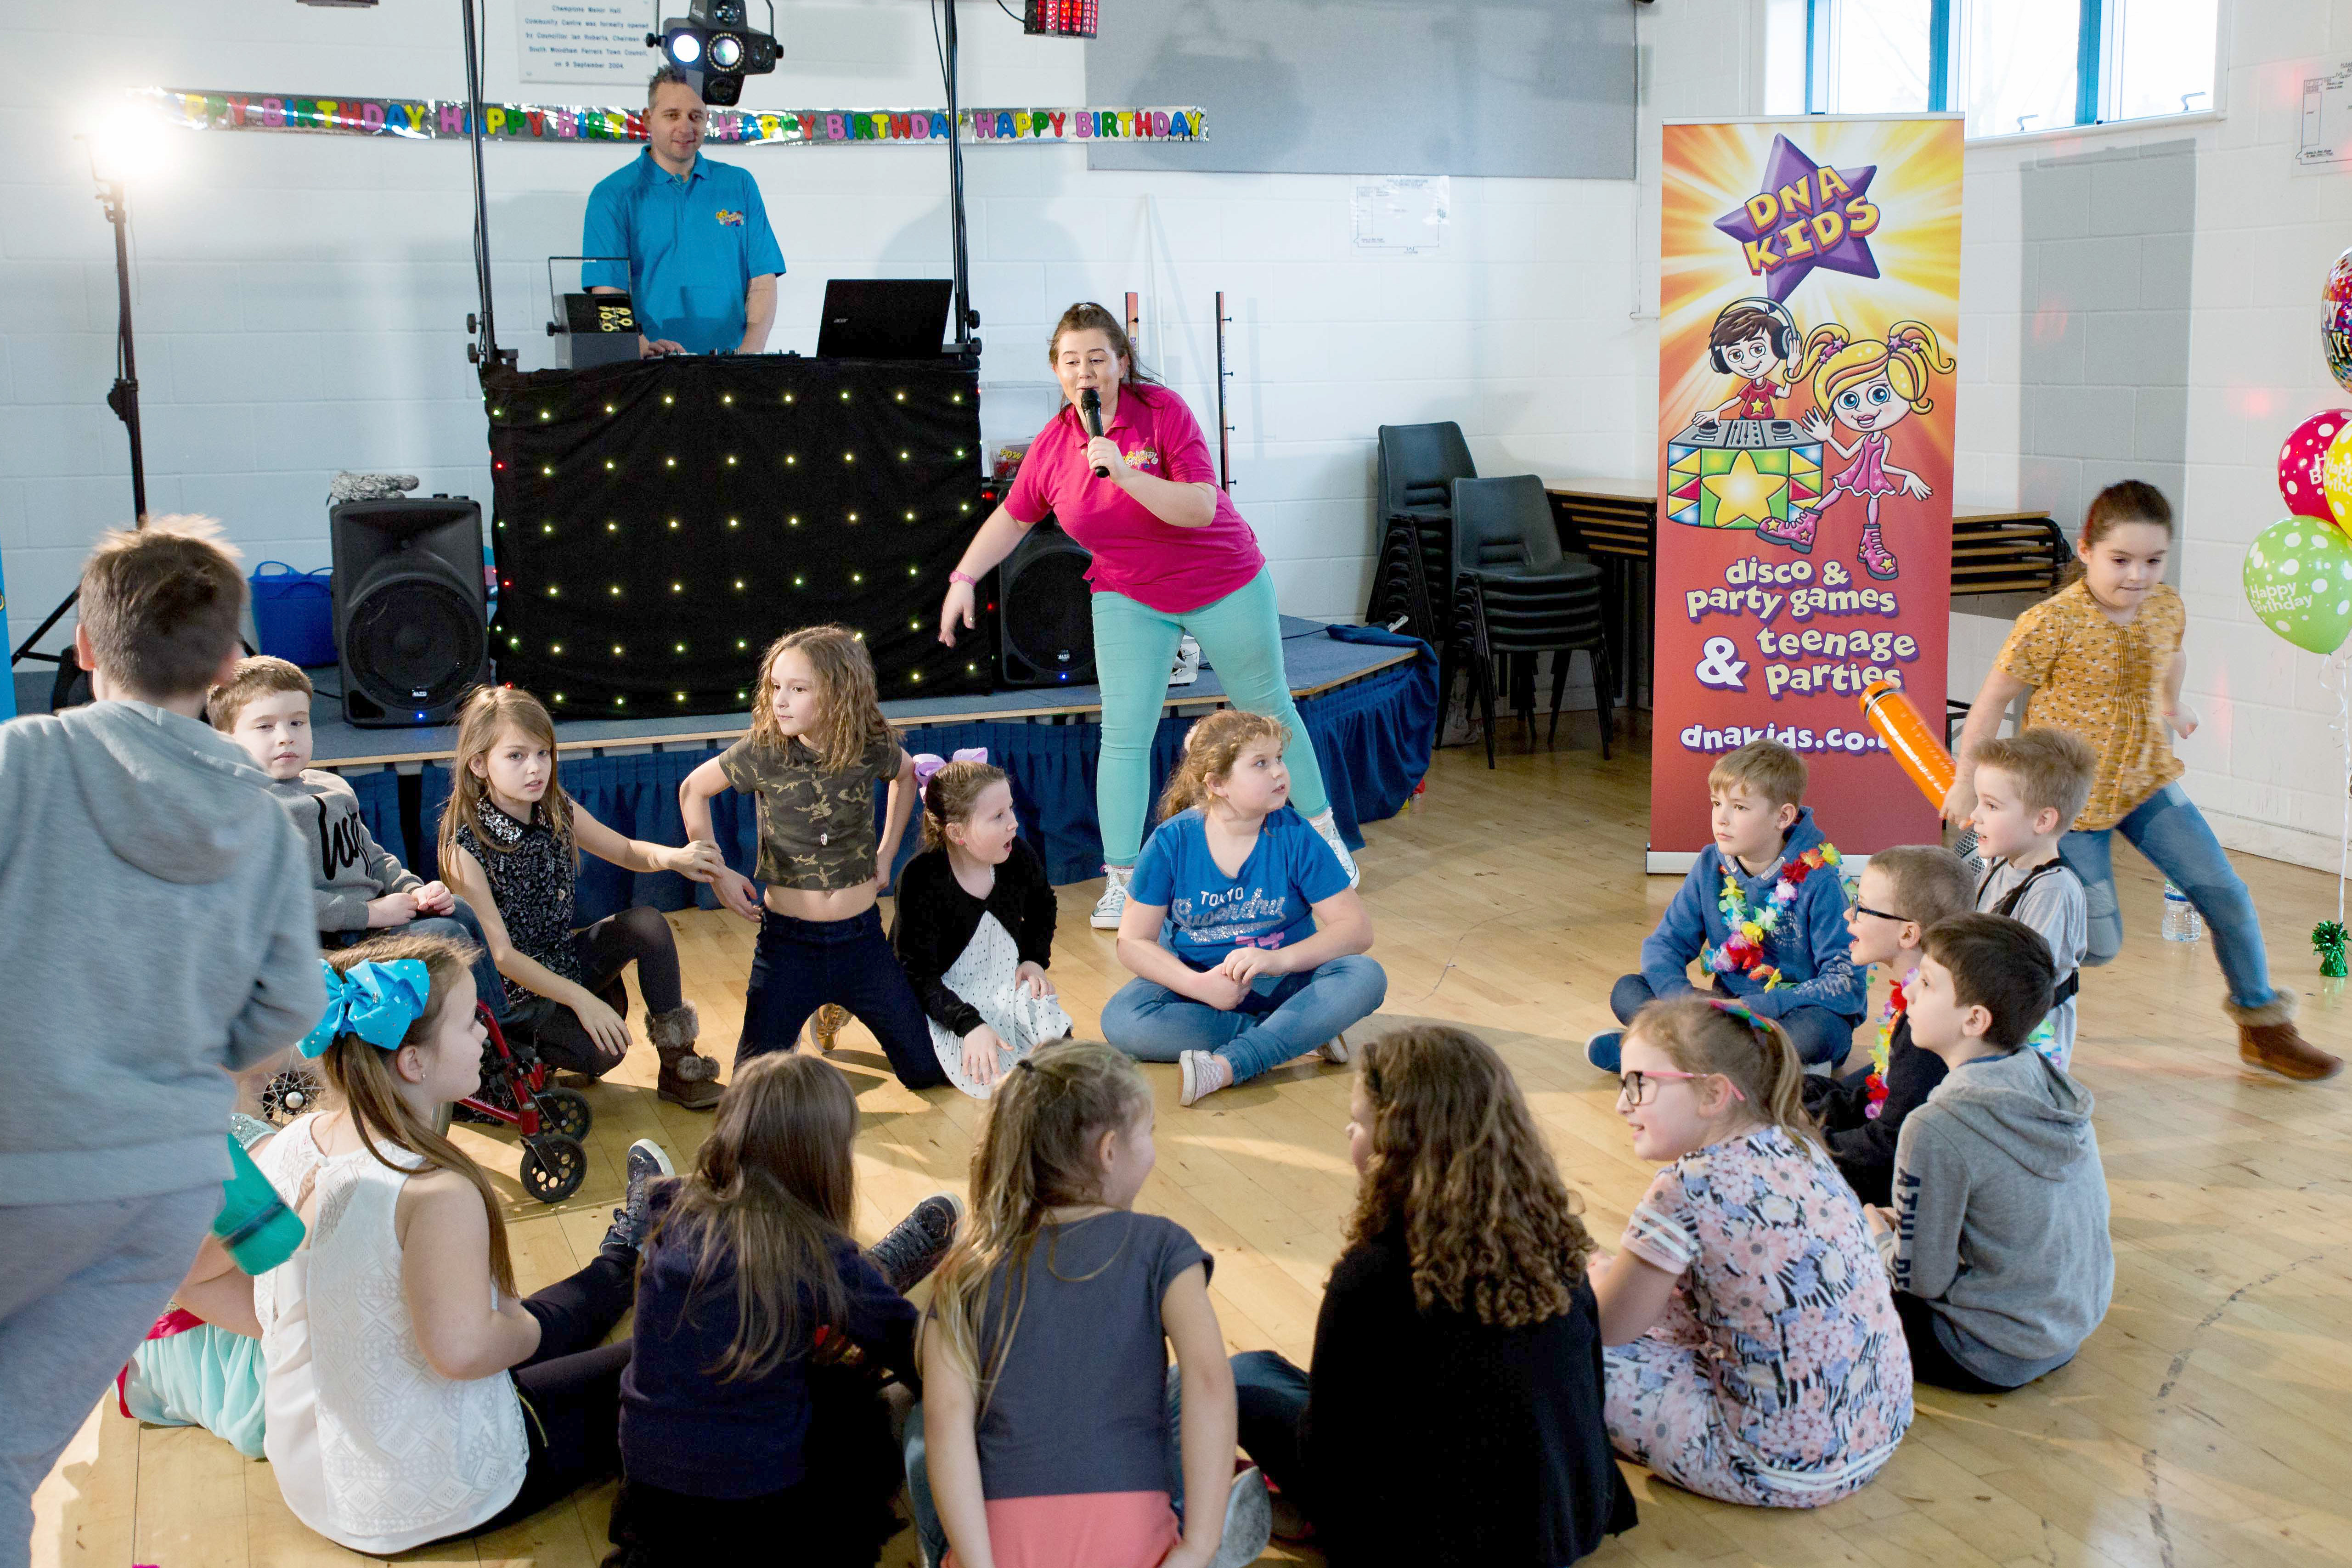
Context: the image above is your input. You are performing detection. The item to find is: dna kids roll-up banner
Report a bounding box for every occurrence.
[1650,116,1962,869]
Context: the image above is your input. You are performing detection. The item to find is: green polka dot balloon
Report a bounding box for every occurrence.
[2245,517,2352,654]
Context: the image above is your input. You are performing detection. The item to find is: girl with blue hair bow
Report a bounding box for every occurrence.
[172,934,676,1554]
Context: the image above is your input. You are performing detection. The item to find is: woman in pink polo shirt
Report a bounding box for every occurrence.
[938,301,1354,929]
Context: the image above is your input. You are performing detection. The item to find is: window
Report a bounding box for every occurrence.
[2111,0,2220,121]
[1771,0,2219,138]
[1961,0,2081,137]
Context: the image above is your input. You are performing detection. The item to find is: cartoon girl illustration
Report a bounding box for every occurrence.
[1755,320,1954,581]
[1696,297,1803,423]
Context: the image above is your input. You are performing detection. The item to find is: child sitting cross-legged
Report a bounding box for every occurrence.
[1105,709,1387,1107]
[172,936,677,1553]
[1587,740,1864,1075]
[1869,914,2113,1392]
[1801,845,1975,1207]
[1592,996,1912,1508]
[209,656,506,1022]
[608,1052,963,1568]
[906,1040,1271,1568]
[1966,728,2094,1071]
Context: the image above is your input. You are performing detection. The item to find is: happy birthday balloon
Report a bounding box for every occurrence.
[2280,410,2351,520]
[2245,518,2352,654]
[2328,244,2352,305]
[2327,299,2352,395]
[2326,423,2352,536]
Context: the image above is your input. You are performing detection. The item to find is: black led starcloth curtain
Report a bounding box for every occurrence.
[483,355,994,717]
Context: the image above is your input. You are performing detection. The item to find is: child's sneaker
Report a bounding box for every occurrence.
[1318,1024,1363,1066]
[807,1004,850,1053]
[601,1139,675,1259]
[1179,1049,1235,1107]
[1091,863,1135,930]
[867,1191,965,1294]
[1212,1466,1273,1568]
[1584,1030,1624,1074]
[1304,808,1361,888]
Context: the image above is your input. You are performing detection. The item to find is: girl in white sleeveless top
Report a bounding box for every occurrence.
[175,935,669,1555]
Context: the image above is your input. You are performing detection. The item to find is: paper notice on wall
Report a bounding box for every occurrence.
[1351,176,1448,252]
[516,1,649,85]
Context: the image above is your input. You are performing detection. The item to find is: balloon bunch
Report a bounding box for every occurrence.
[2245,248,2352,656]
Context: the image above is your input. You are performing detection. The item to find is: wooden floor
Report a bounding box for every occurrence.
[33,724,2352,1568]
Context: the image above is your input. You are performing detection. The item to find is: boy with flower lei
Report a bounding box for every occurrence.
[1587,741,1867,1075]
[1801,846,1974,1208]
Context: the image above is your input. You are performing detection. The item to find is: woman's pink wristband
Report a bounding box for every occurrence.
[949,570,978,587]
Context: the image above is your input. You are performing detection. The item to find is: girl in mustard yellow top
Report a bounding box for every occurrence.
[1945,482,2339,1083]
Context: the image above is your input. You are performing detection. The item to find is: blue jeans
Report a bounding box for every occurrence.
[329,898,506,1022]
[1092,569,1333,866]
[738,907,946,1090]
[1229,1350,1312,1514]
[1103,954,1388,1083]
[2059,782,2279,1012]
[904,1369,1191,1568]
[1608,972,1857,1069]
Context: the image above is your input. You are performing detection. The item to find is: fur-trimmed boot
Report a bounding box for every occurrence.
[648,1002,724,1109]
[2226,995,2342,1082]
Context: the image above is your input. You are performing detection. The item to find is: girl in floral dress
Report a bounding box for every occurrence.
[1591,996,1912,1507]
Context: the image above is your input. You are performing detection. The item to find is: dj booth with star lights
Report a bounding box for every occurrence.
[483,352,996,714]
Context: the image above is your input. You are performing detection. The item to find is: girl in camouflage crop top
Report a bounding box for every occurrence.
[680,626,947,1091]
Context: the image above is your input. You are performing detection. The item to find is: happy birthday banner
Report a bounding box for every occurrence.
[137,88,1206,146]
[1650,117,1963,866]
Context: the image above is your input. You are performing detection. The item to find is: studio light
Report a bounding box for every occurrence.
[648,0,778,107]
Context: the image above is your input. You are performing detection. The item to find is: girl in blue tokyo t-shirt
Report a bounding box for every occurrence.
[1105,711,1388,1109]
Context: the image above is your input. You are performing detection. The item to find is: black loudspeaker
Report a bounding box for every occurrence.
[330,497,491,727]
[997,519,1095,687]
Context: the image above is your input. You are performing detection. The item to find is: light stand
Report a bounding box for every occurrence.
[9,169,146,711]
[942,0,978,357]
[462,0,514,372]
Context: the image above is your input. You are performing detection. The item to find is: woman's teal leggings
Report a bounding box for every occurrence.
[1092,568,1332,867]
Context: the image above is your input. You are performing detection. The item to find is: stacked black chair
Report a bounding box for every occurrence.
[1366,422,1477,633]
[1444,475,1614,766]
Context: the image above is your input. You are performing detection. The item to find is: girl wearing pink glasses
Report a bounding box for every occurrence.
[1587,997,1912,1508]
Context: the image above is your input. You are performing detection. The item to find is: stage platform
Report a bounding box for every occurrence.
[314,617,1437,905]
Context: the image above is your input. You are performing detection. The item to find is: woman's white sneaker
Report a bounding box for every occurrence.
[1090,863,1134,929]
[1304,808,1360,888]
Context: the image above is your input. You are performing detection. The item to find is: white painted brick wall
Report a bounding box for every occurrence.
[1,0,1644,659]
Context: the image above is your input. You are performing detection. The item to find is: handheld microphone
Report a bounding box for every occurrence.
[1081,388,1110,477]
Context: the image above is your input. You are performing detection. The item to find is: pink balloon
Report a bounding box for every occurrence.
[2279,409,2352,519]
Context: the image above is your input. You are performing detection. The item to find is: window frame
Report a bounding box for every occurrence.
[1802,0,2218,139]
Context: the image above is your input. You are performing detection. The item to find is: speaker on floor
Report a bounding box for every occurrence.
[996,519,1095,688]
[330,497,491,727]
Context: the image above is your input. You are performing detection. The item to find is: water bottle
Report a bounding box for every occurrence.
[2161,882,2202,942]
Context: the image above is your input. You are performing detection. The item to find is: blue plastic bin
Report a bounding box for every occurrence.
[249,563,336,668]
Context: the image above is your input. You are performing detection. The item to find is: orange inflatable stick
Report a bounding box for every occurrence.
[1858,679,1953,808]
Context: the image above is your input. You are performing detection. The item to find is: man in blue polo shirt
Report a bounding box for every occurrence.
[584,67,784,356]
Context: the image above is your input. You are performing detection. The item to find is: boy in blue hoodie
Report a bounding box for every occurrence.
[1587,739,1863,1072]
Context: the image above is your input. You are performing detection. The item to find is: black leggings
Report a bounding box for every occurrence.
[508,907,683,1077]
[432,1253,637,1540]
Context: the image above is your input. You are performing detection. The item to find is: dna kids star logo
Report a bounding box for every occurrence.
[1713,134,1881,302]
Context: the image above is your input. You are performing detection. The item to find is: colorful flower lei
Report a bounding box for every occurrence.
[1702,844,1842,990]
[1865,965,1912,1119]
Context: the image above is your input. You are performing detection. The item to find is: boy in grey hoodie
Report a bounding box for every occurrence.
[1871,913,2113,1392]
[0,519,325,1568]
[207,655,505,1021]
